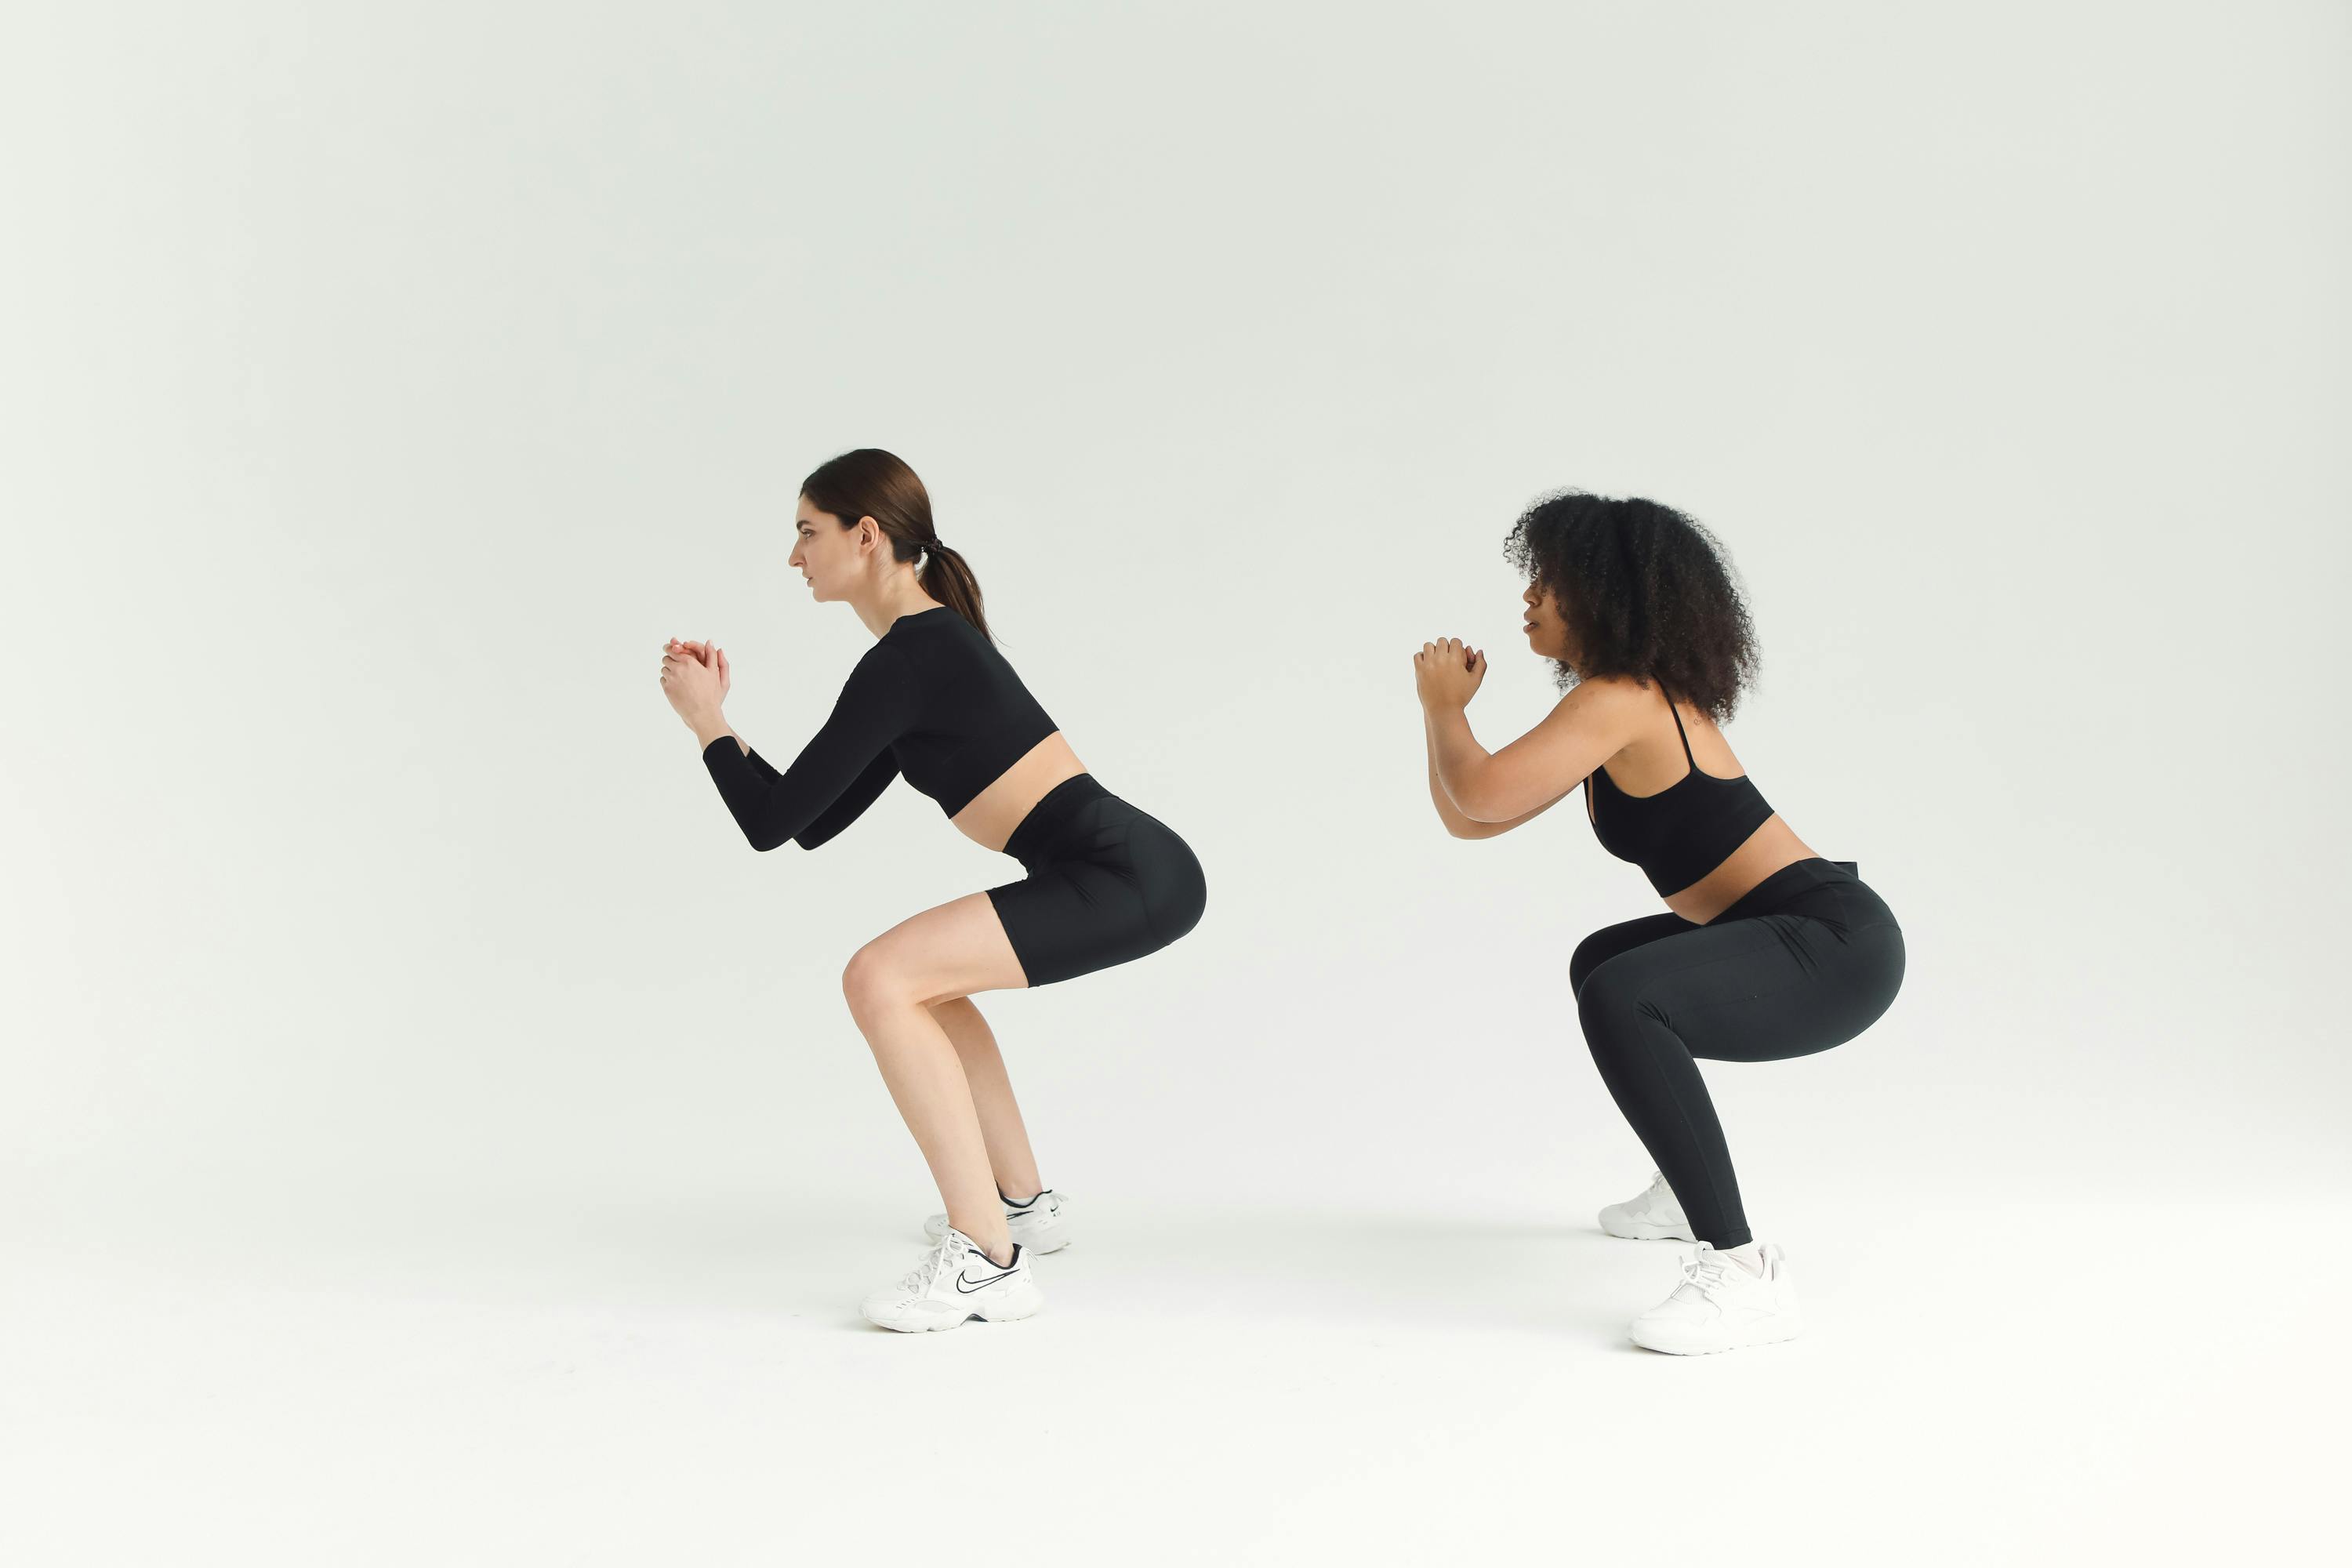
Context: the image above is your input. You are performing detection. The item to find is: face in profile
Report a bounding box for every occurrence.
[1521,579,1577,666]
[788,496,866,603]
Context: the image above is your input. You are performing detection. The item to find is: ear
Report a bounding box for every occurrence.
[857,515,884,554]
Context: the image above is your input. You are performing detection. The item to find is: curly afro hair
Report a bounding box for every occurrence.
[1503,489,1760,720]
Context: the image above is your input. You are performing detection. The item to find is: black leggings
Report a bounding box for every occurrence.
[985,774,1207,987]
[1570,858,1905,1250]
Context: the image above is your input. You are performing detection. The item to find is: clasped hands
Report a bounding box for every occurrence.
[660,636,731,729]
[1414,636,1486,710]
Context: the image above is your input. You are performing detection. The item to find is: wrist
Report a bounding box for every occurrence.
[691,713,735,750]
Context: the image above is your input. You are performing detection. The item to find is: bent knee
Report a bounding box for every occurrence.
[841,943,916,1018]
[1568,933,1618,999]
[1575,965,1650,1044]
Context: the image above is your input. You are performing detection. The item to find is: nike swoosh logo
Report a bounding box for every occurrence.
[956,1269,1017,1294]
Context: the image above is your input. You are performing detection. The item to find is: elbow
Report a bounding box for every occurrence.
[1434,803,1494,840]
[1444,761,1507,824]
[1454,786,1508,824]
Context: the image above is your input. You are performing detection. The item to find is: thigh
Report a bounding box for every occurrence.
[985,857,1156,988]
[1579,913,1902,1064]
[986,799,1203,987]
[1570,912,1695,999]
[851,891,1032,1005]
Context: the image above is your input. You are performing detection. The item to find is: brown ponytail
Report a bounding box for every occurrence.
[800,448,993,642]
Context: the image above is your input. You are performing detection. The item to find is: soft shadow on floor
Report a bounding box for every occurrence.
[245,1189,1695,1336]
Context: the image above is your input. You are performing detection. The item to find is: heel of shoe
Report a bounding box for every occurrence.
[1019,1214,1074,1254]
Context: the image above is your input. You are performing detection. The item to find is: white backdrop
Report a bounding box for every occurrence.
[5,4,2347,1563]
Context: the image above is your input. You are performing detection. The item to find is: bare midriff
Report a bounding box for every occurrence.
[950,731,1089,852]
[1588,689,1828,925]
[1660,814,1824,925]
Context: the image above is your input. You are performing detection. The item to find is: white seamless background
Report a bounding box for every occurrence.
[3,4,2345,1565]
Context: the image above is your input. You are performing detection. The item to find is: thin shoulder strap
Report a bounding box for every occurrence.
[1659,681,1697,768]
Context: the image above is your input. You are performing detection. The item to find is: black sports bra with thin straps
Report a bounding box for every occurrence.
[1584,682,1776,898]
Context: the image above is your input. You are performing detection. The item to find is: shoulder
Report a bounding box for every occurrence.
[845,637,919,695]
[1541,673,1650,729]
[854,633,915,668]
[1517,676,1654,770]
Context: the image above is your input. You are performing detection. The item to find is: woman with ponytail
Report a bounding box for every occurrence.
[658,448,1206,1332]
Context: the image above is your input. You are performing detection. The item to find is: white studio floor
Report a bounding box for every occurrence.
[3,1169,2337,1566]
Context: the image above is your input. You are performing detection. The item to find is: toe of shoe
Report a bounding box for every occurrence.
[862,1295,964,1331]
[1599,1208,1693,1240]
[1629,1311,1798,1353]
[1628,1315,1722,1353]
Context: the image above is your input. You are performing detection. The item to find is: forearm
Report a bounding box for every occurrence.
[702,731,800,851]
[690,710,739,753]
[1424,703,1496,818]
[1424,713,1492,838]
[695,712,900,853]
[792,748,900,850]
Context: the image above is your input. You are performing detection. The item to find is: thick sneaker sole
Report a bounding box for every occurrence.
[923,1214,1073,1254]
[1599,1210,1697,1242]
[1628,1316,1802,1355]
[861,1280,1046,1334]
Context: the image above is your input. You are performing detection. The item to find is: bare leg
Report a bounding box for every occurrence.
[928,997,1045,1202]
[841,891,1030,1266]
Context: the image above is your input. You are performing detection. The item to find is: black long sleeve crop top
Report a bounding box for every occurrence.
[699,605,1059,851]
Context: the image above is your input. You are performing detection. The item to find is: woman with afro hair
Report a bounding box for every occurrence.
[1414,490,1905,1355]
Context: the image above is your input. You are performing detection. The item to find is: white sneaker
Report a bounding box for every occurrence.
[924,1189,1072,1254]
[860,1227,1044,1334]
[1599,1171,1697,1242]
[1628,1240,1802,1355]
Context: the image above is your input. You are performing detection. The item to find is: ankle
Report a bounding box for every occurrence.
[960,1226,1014,1267]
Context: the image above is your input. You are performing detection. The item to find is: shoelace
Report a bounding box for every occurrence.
[1676,1248,1744,1301]
[895,1232,967,1294]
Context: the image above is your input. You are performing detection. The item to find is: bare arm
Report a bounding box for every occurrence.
[1432,679,1630,823]
[1425,710,1573,838]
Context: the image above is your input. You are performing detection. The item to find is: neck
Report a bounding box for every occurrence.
[851,575,946,638]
